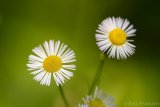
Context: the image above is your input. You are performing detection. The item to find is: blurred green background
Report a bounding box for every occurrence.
[0,0,160,107]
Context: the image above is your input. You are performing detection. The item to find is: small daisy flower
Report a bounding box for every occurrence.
[96,17,136,59]
[27,40,76,86]
[78,87,115,107]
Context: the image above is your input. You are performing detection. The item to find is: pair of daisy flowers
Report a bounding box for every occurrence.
[27,17,136,86]
[27,17,136,107]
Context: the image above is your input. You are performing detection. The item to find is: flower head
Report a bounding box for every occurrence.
[78,87,115,107]
[27,40,76,86]
[96,17,136,59]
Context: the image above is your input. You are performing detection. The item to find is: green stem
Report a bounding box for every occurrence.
[58,85,70,107]
[88,53,105,95]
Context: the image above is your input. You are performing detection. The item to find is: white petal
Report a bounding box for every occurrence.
[34,71,46,82]
[125,24,134,32]
[127,29,136,35]
[59,70,70,79]
[49,40,54,55]
[62,59,76,63]
[127,34,136,37]
[62,53,75,62]
[57,44,68,57]
[99,42,111,52]
[55,73,63,85]
[43,41,51,56]
[122,19,130,30]
[29,54,43,62]
[62,64,76,70]
[61,50,74,59]
[33,45,47,59]
[119,47,127,59]
[95,34,107,40]
[30,69,43,75]
[53,73,59,86]
[40,72,50,86]
[116,17,123,28]
[97,40,108,47]
[60,68,73,77]
[56,72,65,83]
[27,63,42,69]
[54,41,60,55]
[109,46,116,58]
[112,17,117,28]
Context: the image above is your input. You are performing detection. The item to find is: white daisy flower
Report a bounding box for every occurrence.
[78,87,115,107]
[27,40,76,86]
[95,17,136,59]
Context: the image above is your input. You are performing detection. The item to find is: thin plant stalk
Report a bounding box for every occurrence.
[58,85,70,107]
[88,53,105,95]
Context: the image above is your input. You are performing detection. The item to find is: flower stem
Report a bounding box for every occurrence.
[58,85,70,107]
[88,53,105,95]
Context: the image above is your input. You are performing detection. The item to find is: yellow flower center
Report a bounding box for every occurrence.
[109,28,126,45]
[89,99,105,107]
[43,56,62,72]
